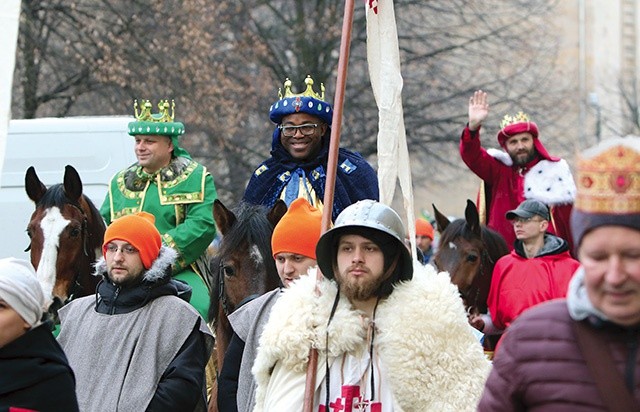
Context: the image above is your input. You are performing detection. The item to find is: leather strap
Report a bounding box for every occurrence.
[572,320,640,412]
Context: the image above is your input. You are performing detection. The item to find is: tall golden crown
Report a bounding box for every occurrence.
[278,75,325,101]
[575,140,640,214]
[500,111,530,129]
[133,99,175,122]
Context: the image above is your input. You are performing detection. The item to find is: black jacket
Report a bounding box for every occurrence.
[0,322,79,412]
[93,246,210,412]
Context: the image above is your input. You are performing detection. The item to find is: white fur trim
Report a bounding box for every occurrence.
[252,264,491,411]
[92,245,177,282]
[487,148,513,166]
[524,159,576,205]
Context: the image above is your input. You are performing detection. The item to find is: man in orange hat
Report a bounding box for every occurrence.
[415,218,435,264]
[216,198,322,412]
[460,90,575,251]
[57,212,214,412]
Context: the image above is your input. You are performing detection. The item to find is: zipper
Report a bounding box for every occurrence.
[110,286,121,315]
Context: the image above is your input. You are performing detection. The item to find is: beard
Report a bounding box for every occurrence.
[509,146,537,166]
[335,266,388,301]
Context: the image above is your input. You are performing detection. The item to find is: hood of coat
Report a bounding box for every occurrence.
[92,245,192,314]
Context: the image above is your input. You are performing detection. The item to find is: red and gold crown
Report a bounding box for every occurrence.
[575,138,640,214]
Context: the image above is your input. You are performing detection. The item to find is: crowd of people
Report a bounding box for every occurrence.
[2,82,639,412]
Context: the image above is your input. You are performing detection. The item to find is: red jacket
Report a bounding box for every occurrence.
[488,234,580,330]
[459,126,574,250]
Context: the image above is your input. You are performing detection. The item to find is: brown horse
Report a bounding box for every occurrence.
[25,165,104,318]
[207,199,286,411]
[432,199,509,316]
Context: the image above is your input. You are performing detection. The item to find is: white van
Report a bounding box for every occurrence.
[0,116,137,260]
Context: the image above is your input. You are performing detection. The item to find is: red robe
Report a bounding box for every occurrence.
[459,126,574,251]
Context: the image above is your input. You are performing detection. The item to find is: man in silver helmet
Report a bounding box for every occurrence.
[252,200,490,411]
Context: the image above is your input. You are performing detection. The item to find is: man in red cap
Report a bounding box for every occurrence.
[57,212,214,412]
[216,198,322,412]
[460,90,575,251]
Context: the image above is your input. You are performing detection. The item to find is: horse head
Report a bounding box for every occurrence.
[208,199,287,365]
[25,165,104,315]
[432,199,508,314]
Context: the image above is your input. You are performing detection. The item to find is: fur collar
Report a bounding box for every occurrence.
[93,245,177,283]
[252,264,491,411]
[124,157,192,191]
[486,148,575,205]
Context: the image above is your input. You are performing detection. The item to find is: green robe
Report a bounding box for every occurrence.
[100,157,217,319]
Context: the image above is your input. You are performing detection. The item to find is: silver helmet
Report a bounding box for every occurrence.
[315,199,413,281]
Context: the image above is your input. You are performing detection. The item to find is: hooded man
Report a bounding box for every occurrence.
[242,76,379,221]
[100,99,217,320]
[479,137,640,410]
[252,199,490,411]
[58,212,214,412]
[470,199,580,336]
[460,90,575,251]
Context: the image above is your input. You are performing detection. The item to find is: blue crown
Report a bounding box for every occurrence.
[269,75,333,125]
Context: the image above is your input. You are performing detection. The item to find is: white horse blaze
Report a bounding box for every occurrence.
[249,244,263,267]
[36,207,70,303]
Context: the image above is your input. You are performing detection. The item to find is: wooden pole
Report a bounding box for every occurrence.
[303,0,356,410]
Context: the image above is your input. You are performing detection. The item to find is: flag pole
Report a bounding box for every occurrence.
[303,0,356,409]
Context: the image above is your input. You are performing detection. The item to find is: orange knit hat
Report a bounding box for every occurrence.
[271,198,322,259]
[415,218,434,240]
[103,212,162,269]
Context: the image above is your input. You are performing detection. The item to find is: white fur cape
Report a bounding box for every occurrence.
[486,148,575,205]
[252,263,491,412]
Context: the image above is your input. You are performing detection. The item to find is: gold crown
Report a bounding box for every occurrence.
[500,111,530,129]
[575,141,640,214]
[278,75,325,101]
[133,99,175,122]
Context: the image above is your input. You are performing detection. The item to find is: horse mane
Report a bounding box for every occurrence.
[480,225,510,265]
[216,202,275,266]
[209,202,279,323]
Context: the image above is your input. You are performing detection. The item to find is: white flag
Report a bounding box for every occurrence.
[366,0,417,259]
[0,0,21,186]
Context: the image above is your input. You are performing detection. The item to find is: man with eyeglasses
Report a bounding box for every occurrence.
[469,199,580,337]
[57,212,214,412]
[242,76,379,221]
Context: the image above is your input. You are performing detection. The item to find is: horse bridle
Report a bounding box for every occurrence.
[463,248,493,314]
[217,260,259,317]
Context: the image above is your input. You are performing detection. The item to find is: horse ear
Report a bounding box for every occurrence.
[63,165,83,202]
[213,199,236,236]
[465,199,482,237]
[432,203,450,233]
[268,200,288,227]
[25,166,47,203]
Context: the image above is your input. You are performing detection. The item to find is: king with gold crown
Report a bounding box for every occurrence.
[242,75,379,220]
[99,99,218,320]
[460,90,576,251]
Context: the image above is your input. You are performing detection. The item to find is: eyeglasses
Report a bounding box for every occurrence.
[105,243,139,255]
[279,123,319,137]
[511,217,544,225]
